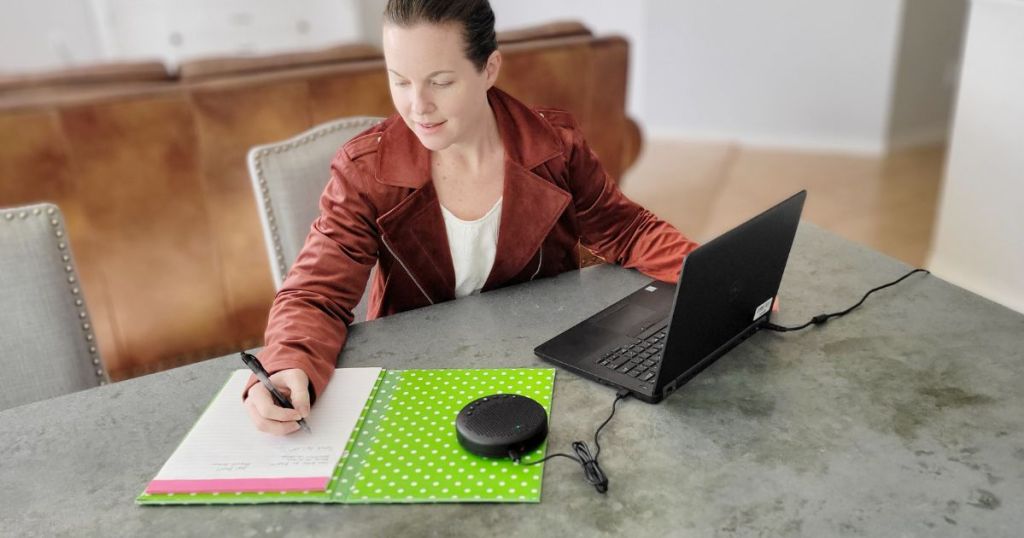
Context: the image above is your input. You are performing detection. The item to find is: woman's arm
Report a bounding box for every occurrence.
[244,157,380,404]
[563,121,699,282]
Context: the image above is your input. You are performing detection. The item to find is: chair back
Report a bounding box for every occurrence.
[247,116,383,319]
[0,203,106,410]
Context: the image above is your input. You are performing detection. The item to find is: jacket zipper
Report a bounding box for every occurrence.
[381,235,434,305]
[529,248,543,281]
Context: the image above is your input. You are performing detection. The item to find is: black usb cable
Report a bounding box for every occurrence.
[764,268,930,332]
[514,389,630,494]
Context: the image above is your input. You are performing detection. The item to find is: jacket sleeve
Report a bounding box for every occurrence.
[243,156,379,402]
[564,124,699,282]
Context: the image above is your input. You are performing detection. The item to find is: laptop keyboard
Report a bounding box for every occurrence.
[594,325,668,387]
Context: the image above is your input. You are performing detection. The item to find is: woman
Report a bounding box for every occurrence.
[244,0,698,434]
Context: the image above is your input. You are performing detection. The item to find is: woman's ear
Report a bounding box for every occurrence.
[484,50,502,88]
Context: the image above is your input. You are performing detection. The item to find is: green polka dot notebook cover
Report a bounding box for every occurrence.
[137,368,555,505]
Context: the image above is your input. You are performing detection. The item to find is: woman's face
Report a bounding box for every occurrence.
[382,22,499,152]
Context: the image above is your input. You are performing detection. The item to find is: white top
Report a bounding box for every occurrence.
[440,197,503,298]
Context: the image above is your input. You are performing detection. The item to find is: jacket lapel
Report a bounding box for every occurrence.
[376,180,456,304]
[482,160,570,290]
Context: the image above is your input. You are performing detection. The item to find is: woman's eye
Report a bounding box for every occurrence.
[432,81,453,87]
[393,81,410,87]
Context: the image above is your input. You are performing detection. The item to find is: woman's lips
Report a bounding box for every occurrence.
[416,120,446,134]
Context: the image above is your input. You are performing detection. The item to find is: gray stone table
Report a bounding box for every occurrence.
[2,223,1022,537]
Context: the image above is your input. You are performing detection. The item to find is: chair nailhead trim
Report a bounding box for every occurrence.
[0,204,111,387]
[35,204,108,386]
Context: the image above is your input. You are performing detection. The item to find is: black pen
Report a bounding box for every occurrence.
[240,351,311,434]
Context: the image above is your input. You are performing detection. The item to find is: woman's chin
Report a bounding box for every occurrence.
[415,135,451,152]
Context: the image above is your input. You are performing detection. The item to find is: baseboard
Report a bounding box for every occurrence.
[887,125,950,151]
[644,126,886,156]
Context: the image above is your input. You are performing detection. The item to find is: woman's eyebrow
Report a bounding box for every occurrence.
[388,69,456,78]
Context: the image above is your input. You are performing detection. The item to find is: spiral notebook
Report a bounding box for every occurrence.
[137,367,556,505]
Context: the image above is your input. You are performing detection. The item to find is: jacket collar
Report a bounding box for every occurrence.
[374,86,564,188]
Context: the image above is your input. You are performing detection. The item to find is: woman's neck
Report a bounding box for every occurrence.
[434,103,503,173]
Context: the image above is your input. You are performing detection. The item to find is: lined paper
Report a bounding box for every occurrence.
[146,367,382,494]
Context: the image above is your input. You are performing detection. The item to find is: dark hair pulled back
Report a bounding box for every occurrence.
[384,0,497,72]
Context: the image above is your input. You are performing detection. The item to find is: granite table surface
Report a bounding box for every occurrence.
[1,223,1022,537]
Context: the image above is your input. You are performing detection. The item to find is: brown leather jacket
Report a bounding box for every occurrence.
[254,87,698,400]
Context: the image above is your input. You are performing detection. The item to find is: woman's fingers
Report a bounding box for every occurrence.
[246,382,302,422]
[245,399,301,436]
[275,371,311,418]
[243,368,311,436]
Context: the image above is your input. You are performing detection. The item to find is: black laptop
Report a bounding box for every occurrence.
[535,190,806,403]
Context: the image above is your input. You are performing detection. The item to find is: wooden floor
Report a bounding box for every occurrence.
[619,139,946,268]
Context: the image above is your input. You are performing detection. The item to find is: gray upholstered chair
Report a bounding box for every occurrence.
[0,203,106,411]
[247,116,383,322]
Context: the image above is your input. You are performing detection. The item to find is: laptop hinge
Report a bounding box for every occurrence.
[655,320,765,399]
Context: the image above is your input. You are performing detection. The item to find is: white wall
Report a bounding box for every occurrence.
[0,0,104,72]
[929,0,1024,314]
[90,0,363,68]
[492,0,923,153]
[496,1,959,154]
[887,0,969,149]
[642,0,904,153]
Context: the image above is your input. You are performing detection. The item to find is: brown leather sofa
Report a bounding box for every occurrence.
[0,22,642,381]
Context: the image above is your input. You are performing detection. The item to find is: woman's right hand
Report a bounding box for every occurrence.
[244,368,312,436]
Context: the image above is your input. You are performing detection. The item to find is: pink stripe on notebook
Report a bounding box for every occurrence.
[146,476,329,494]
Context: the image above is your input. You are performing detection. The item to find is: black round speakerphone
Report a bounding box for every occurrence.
[455,394,548,459]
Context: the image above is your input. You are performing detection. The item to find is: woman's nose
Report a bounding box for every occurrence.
[412,88,434,116]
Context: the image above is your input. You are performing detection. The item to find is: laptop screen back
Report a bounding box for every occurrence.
[652,191,806,395]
